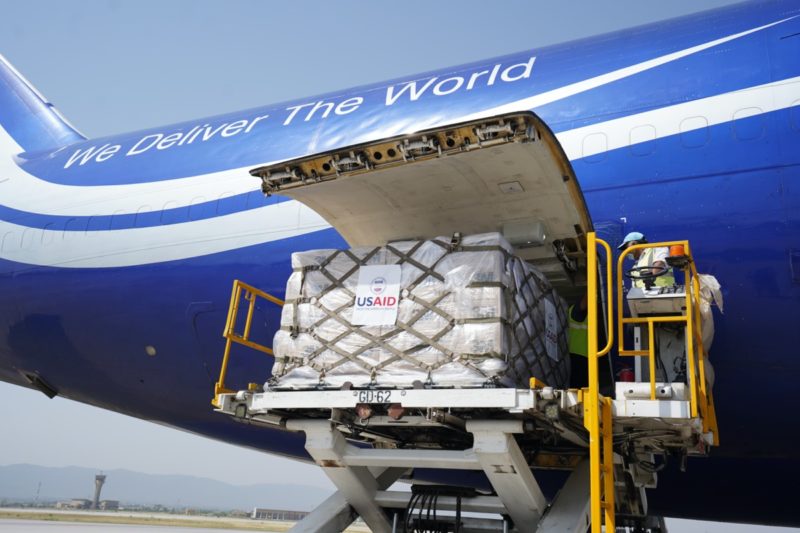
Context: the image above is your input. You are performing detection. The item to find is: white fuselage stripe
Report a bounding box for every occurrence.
[0,16,792,218]
[2,75,799,268]
[555,75,800,160]
[0,201,329,268]
[0,131,265,218]
[1,16,798,268]
[458,17,794,123]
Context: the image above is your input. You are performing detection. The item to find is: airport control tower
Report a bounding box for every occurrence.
[91,474,106,510]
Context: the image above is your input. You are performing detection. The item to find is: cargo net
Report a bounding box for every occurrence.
[271,232,569,390]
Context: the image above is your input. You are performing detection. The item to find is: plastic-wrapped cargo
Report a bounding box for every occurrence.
[270,232,570,389]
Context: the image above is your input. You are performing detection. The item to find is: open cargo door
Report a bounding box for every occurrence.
[251,113,591,293]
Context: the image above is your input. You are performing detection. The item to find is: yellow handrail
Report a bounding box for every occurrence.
[614,241,718,444]
[212,280,284,407]
[585,232,614,533]
[596,238,614,357]
[601,396,615,531]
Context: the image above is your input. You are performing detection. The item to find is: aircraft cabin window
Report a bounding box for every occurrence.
[582,132,607,163]
[679,116,709,148]
[63,217,86,239]
[189,197,207,221]
[135,206,152,227]
[732,107,765,141]
[216,192,234,216]
[41,224,55,246]
[86,215,110,232]
[246,190,269,208]
[110,210,128,230]
[217,192,248,216]
[629,125,656,156]
[1,232,17,252]
[160,201,182,225]
[21,228,38,250]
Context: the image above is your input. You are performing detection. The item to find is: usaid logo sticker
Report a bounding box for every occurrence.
[352,265,401,326]
[371,277,387,295]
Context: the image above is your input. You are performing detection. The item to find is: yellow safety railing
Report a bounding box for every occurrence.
[212,280,283,407]
[584,234,722,532]
[585,232,615,533]
[615,241,718,443]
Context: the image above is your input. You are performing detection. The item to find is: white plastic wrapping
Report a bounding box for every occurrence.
[697,274,723,350]
[270,232,569,389]
[696,274,722,387]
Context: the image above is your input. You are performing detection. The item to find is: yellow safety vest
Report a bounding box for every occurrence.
[633,248,675,288]
[568,304,589,357]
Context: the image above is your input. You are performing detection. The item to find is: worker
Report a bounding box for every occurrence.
[618,231,674,288]
[568,293,612,390]
[568,294,589,388]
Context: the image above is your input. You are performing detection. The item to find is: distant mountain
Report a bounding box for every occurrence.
[0,464,333,511]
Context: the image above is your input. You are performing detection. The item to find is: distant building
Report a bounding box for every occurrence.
[98,500,119,511]
[56,499,91,510]
[252,507,309,521]
[91,474,106,510]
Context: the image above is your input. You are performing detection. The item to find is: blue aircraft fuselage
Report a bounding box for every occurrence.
[1,0,799,525]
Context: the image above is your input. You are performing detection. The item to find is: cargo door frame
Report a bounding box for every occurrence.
[250,112,592,295]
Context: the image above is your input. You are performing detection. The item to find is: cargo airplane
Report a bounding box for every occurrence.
[1,0,798,527]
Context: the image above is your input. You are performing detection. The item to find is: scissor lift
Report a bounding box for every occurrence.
[213,233,718,533]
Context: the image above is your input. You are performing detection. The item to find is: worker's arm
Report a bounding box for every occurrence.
[651,260,667,276]
[650,248,670,275]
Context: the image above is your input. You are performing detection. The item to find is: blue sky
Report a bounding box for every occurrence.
[1,1,798,530]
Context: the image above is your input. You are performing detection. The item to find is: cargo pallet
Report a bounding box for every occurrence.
[213,232,718,532]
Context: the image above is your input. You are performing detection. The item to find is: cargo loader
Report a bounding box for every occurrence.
[211,113,719,532]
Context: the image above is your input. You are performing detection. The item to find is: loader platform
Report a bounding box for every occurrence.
[212,233,719,532]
